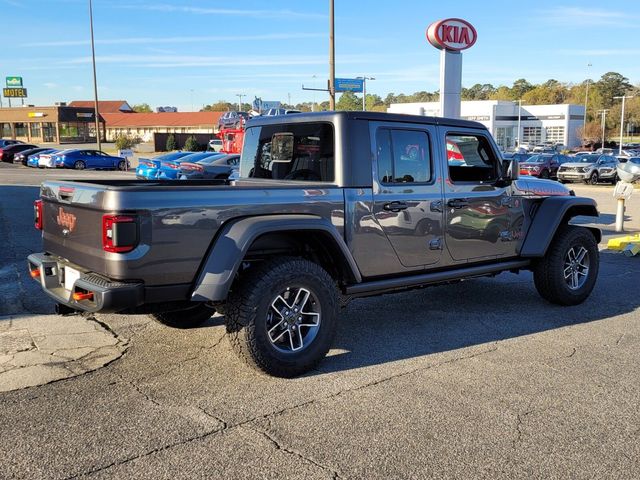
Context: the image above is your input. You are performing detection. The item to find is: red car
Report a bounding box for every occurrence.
[519,154,569,179]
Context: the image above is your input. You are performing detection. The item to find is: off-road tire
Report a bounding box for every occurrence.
[533,225,599,306]
[225,257,339,377]
[74,160,86,170]
[151,303,216,329]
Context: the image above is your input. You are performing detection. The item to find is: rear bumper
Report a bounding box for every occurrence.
[27,253,144,313]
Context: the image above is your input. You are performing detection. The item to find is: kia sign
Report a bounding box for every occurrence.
[426,18,477,51]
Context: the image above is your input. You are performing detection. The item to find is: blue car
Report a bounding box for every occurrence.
[52,149,128,170]
[27,148,58,167]
[158,152,222,179]
[136,151,194,180]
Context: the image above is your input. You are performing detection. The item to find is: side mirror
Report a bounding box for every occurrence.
[496,159,518,187]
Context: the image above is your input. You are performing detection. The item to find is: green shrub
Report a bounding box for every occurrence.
[184,135,200,152]
[114,134,137,151]
[166,134,177,151]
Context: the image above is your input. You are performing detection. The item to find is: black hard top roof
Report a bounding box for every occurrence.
[247,110,486,130]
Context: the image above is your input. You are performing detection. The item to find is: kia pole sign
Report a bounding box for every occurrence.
[426,18,477,119]
[426,18,477,51]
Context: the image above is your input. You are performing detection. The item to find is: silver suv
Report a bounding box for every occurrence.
[557,154,619,185]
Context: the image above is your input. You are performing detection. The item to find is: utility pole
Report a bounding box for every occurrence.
[613,95,634,154]
[357,76,375,111]
[89,0,101,150]
[288,92,291,107]
[597,109,609,147]
[236,93,244,111]
[328,0,335,110]
[517,99,522,149]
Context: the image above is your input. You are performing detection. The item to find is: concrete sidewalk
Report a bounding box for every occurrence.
[0,314,127,392]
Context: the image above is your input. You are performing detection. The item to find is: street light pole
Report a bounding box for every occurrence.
[357,76,375,111]
[89,0,101,150]
[517,99,522,149]
[583,63,592,135]
[614,95,634,155]
[597,109,609,148]
[328,0,335,110]
[236,93,244,111]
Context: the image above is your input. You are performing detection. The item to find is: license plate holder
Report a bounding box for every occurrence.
[64,266,81,291]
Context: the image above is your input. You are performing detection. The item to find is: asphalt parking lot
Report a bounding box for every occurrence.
[1,163,639,479]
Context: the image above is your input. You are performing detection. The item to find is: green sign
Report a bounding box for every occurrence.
[6,76,23,87]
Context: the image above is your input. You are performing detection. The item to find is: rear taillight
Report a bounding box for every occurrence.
[34,199,43,230]
[161,161,179,169]
[179,162,203,172]
[102,215,138,253]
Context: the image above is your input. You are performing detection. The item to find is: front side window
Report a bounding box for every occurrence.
[446,134,499,183]
[375,128,431,184]
[239,122,334,182]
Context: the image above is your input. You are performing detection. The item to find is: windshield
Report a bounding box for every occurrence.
[628,158,640,165]
[574,155,599,163]
[526,155,550,163]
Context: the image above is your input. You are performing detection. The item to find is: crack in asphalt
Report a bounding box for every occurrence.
[69,345,500,479]
[244,424,342,480]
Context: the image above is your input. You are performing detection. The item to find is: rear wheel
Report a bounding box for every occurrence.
[225,257,339,377]
[151,303,216,329]
[74,160,86,170]
[533,225,599,306]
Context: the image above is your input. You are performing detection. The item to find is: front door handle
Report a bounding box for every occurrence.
[383,201,409,212]
[447,198,469,209]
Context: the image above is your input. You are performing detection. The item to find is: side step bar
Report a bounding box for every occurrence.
[345,259,532,297]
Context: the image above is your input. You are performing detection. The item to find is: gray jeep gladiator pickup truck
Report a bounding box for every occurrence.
[28,112,601,377]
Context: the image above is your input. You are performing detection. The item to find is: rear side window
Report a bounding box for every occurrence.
[375,128,431,184]
[239,123,334,182]
[446,134,499,183]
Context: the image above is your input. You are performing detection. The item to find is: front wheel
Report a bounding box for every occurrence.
[539,170,550,179]
[589,171,599,185]
[117,160,127,171]
[225,257,339,377]
[533,225,599,306]
[151,303,216,329]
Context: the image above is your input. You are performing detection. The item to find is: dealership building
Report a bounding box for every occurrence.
[387,100,585,149]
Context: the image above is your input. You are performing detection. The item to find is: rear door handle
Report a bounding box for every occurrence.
[447,198,469,209]
[383,201,409,212]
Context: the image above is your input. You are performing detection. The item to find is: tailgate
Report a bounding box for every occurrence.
[41,182,116,277]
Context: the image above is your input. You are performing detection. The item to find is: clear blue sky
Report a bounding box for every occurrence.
[1,0,638,110]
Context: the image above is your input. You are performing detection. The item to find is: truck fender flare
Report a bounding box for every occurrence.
[190,215,362,302]
[519,196,601,257]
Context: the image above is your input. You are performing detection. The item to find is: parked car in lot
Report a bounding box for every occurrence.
[0,143,37,163]
[519,153,569,179]
[207,138,223,152]
[28,111,601,377]
[218,111,249,130]
[178,154,239,180]
[557,154,618,184]
[26,149,58,167]
[263,108,302,116]
[136,151,194,179]
[158,152,219,179]
[14,147,53,166]
[0,139,24,148]
[47,149,128,170]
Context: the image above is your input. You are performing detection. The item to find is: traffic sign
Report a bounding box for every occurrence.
[335,78,364,93]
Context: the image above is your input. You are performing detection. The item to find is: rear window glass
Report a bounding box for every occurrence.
[239,123,334,182]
